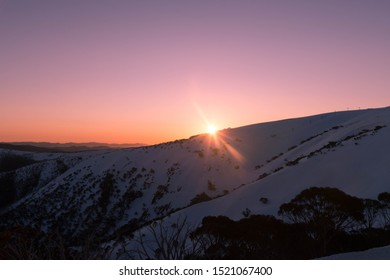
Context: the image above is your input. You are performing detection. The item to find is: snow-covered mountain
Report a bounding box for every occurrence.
[1,107,390,259]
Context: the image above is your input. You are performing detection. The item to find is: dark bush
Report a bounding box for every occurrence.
[259,197,269,204]
[0,153,36,172]
[257,173,268,180]
[0,172,16,208]
[152,185,169,204]
[362,199,382,229]
[191,215,315,259]
[99,173,115,210]
[378,192,390,228]
[207,180,216,191]
[190,192,212,205]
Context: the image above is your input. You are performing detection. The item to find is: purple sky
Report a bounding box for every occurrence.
[1,0,389,144]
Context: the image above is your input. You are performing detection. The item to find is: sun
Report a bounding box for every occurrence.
[207,124,218,135]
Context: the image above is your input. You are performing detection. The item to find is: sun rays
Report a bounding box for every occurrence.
[207,124,217,135]
[192,100,244,163]
[204,127,245,164]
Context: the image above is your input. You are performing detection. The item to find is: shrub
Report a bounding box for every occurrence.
[190,192,212,205]
[207,180,216,191]
[191,215,314,259]
[0,172,16,208]
[194,150,204,158]
[362,199,382,229]
[378,192,390,227]
[210,148,219,156]
[0,153,36,172]
[152,185,169,204]
[258,173,268,180]
[99,173,115,210]
[242,208,251,218]
[259,197,269,204]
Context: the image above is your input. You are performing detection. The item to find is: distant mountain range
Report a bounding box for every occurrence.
[0,142,145,152]
[1,107,389,259]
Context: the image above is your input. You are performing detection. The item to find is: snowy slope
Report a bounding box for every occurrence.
[138,107,390,226]
[320,245,390,260]
[1,107,389,252]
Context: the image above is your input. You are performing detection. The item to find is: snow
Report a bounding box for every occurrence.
[1,106,390,258]
[320,245,390,260]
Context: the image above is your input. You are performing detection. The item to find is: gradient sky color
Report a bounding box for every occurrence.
[1,0,389,144]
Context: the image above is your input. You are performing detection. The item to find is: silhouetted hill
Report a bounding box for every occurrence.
[0,142,145,152]
[1,107,389,259]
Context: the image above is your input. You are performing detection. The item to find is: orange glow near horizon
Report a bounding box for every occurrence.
[1,1,389,145]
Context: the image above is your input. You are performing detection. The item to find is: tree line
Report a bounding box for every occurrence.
[189,187,390,259]
[1,186,389,259]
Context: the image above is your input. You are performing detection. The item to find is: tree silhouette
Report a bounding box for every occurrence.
[378,192,390,228]
[362,199,382,229]
[278,187,364,255]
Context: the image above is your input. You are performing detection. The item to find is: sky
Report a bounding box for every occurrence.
[1,0,389,144]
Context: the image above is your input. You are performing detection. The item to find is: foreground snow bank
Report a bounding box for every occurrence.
[320,245,390,260]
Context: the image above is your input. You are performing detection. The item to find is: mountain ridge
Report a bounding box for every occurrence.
[0,142,145,153]
[1,106,390,259]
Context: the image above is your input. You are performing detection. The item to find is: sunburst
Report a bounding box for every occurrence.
[207,124,217,135]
